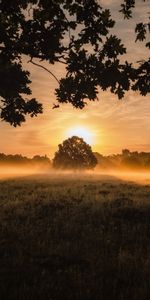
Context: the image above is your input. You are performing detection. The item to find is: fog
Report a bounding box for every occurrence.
[0,163,50,179]
[0,163,150,185]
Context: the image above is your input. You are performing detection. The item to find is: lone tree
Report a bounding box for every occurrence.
[0,0,149,126]
[53,136,97,170]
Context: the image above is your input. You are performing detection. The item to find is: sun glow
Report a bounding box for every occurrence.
[66,126,94,145]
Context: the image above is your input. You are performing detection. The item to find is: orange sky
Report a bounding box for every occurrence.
[0,0,150,159]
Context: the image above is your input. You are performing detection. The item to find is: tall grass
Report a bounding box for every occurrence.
[0,175,150,300]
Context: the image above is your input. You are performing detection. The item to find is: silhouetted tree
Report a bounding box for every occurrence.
[53,136,97,170]
[0,0,149,126]
[32,155,50,163]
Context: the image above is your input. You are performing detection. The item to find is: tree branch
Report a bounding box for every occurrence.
[57,59,67,64]
[28,59,60,84]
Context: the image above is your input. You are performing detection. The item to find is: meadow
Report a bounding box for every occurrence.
[0,173,150,300]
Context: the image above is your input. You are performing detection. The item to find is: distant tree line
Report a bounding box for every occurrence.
[1,149,150,170]
[94,149,150,171]
[0,153,51,166]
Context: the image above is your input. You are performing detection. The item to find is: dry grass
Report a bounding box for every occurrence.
[0,174,150,300]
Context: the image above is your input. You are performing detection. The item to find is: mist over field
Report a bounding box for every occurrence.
[0,163,150,185]
[0,150,150,300]
[0,163,50,179]
[0,143,150,300]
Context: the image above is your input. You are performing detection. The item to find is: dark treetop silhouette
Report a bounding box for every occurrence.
[53,136,97,170]
[0,153,51,165]
[94,149,150,170]
[0,0,149,126]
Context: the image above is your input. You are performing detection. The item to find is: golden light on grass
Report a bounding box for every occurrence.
[65,126,94,145]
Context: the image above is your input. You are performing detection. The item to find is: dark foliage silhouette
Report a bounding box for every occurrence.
[0,153,51,166]
[1,149,150,170]
[0,0,149,125]
[53,136,97,170]
[94,149,150,170]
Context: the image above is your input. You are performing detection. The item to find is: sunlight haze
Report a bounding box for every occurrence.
[0,0,149,159]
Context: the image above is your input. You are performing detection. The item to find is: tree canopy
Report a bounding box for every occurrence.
[53,136,97,170]
[0,0,149,126]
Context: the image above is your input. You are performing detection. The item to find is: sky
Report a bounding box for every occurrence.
[0,0,150,159]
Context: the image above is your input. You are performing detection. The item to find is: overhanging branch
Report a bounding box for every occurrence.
[29,59,60,84]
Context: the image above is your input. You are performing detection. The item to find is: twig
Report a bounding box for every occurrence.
[57,59,67,64]
[29,59,60,84]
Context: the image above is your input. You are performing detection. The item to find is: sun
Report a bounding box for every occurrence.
[66,126,93,145]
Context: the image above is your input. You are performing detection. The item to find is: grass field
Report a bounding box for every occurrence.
[0,173,150,300]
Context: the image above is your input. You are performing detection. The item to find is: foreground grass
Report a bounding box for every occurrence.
[0,174,150,300]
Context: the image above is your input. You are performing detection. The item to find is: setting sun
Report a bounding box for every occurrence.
[66,127,94,145]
